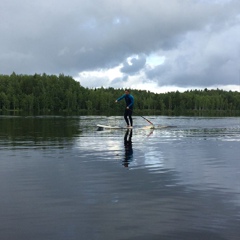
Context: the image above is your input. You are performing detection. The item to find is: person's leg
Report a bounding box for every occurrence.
[124,109,129,126]
[129,109,133,126]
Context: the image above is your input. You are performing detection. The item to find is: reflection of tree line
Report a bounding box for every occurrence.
[0,117,80,143]
[0,73,239,115]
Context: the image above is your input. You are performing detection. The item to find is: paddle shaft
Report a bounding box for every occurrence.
[127,108,154,126]
[140,115,154,125]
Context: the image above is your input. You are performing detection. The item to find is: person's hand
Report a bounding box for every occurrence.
[115,100,118,103]
[126,107,129,109]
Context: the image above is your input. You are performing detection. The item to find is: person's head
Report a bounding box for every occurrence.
[125,89,130,95]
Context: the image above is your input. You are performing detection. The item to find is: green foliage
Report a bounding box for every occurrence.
[0,73,239,116]
[0,73,84,113]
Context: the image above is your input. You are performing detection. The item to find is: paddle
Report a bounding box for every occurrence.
[140,115,154,126]
[127,108,154,127]
[115,99,154,127]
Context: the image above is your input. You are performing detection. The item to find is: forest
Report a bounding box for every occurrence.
[0,73,239,116]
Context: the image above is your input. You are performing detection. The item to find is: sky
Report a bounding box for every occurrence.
[0,0,240,93]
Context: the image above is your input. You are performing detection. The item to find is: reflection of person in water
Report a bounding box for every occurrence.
[123,129,133,167]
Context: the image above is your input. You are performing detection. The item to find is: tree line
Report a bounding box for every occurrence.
[0,73,239,116]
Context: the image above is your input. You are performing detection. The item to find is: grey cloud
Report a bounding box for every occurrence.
[0,0,239,89]
[111,75,129,86]
[120,55,146,75]
[145,19,240,87]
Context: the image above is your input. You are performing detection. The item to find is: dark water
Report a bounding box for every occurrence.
[0,115,239,240]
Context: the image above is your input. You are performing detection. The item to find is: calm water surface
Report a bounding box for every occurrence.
[0,116,239,240]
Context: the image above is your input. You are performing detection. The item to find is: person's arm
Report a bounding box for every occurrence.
[115,94,126,102]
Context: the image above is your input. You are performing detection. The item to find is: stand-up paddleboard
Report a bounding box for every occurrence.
[141,125,170,130]
[97,124,175,131]
[97,124,132,130]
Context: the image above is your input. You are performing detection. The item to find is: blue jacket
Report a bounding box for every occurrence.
[117,94,134,109]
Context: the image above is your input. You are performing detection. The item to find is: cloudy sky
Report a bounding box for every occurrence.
[1,0,239,93]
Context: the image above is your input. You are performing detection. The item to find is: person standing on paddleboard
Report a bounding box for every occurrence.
[115,89,134,128]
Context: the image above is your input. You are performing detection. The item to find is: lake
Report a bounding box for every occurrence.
[0,115,239,240]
